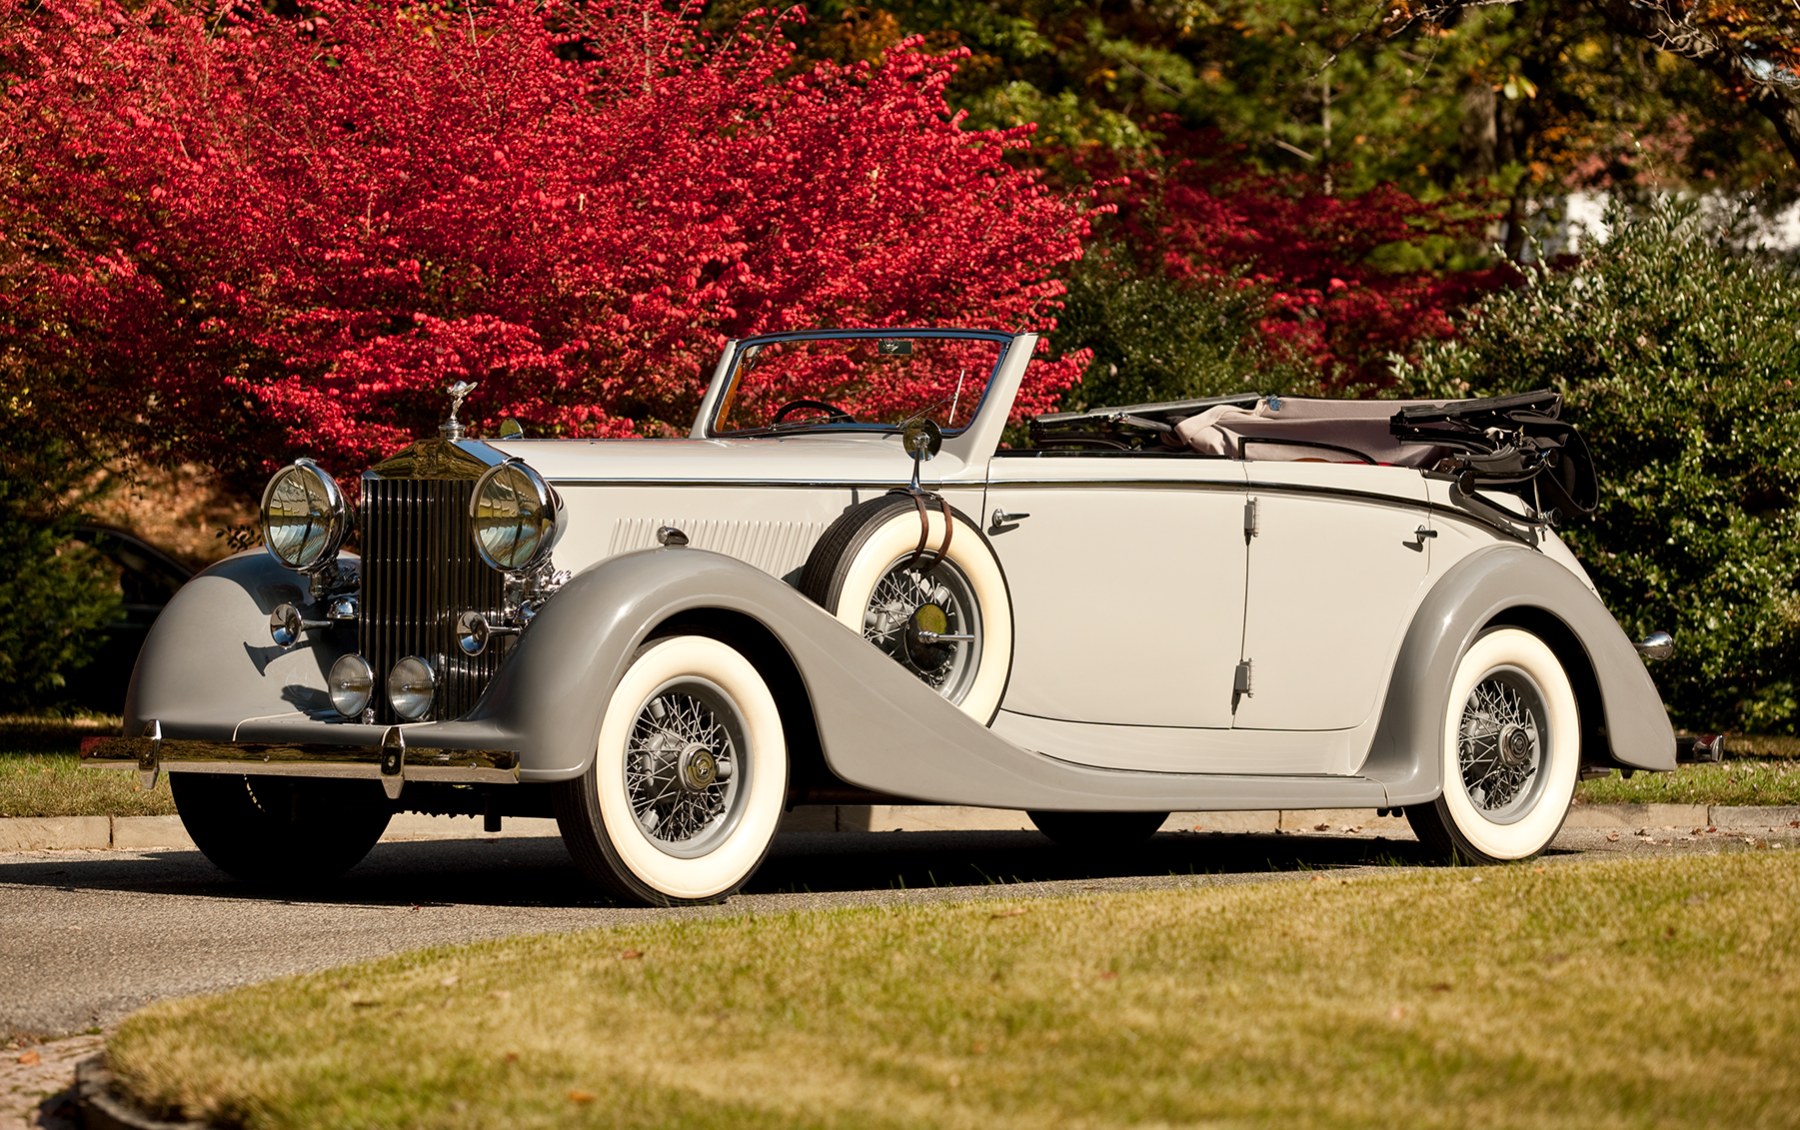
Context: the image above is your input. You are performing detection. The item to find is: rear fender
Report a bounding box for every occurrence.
[1361,545,1676,805]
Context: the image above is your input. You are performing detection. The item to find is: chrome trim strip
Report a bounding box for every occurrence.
[82,737,520,785]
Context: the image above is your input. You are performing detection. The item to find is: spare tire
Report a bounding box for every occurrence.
[800,494,1012,723]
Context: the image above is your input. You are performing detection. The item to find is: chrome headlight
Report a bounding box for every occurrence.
[260,459,349,573]
[469,460,561,572]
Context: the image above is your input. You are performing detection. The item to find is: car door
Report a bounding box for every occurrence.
[1231,463,1433,757]
[983,456,1248,730]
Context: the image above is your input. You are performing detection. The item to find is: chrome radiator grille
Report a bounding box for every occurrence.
[359,477,508,724]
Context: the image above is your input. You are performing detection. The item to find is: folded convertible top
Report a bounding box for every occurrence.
[1029,388,1597,522]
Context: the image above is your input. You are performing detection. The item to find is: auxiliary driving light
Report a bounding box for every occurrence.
[387,656,436,721]
[329,654,375,718]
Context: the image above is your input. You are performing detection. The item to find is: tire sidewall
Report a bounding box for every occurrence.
[1437,628,1579,861]
[821,498,1013,723]
[586,636,787,903]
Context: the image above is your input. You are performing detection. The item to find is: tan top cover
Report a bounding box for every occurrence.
[1173,397,1450,467]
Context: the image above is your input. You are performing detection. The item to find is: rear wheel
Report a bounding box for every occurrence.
[170,773,391,887]
[1406,628,1580,863]
[555,636,788,906]
[1028,810,1169,849]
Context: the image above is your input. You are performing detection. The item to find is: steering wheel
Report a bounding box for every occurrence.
[772,398,854,425]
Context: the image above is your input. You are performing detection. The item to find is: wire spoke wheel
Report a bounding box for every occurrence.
[555,636,787,906]
[1406,628,1580,864]
[861,558,981,701]
[624,680,748,858]
[1457,668,1547,822]
[799,494,1014,723]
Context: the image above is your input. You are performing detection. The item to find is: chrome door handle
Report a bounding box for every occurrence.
[990,509,1032,531]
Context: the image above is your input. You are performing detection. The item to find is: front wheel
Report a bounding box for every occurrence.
[170,773,392,887]
[1406,628,1580,864]
[555,636,788,906]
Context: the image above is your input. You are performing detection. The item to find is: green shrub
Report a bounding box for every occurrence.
[0,404,121,711]
[1055,245,1315,410]
[1400,200,1800,734]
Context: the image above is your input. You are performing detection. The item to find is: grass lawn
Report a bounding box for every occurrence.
[0,714,175,818]
[0,752,173,818]
[107,851,1800,1129]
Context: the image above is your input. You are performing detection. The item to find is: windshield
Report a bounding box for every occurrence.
[709,332,1010,436]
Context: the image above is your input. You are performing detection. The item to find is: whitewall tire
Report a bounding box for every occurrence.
[1406,628,1580,863]
[554,636,788,905]
[800,495,1013,723]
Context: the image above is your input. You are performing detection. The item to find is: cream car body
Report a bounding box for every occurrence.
[90,328,1679,904]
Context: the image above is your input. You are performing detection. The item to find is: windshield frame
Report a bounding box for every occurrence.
[698,328,1018,440]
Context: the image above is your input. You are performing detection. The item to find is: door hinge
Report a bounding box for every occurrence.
[1233,659,1253,696]
[1243,497,1259,541]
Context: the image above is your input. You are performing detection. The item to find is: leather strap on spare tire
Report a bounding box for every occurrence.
[798,493,1014,724]
[901,488,954,573]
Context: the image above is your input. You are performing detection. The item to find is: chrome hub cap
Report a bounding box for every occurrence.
[678,744,722,791]
[1458,667,1548,823]
[863,561,980,703]
[624,681,746,857]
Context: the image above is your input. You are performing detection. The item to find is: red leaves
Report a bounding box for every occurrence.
[1081,129,1513,391]
[1,0,1090,487]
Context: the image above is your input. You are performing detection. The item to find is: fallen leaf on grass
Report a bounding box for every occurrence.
[18,1050,41,1066]
[619,949,644,960]
[1098,971,1119,981]
[568,1090,596,1104]
[1428,982,1453,993]
[1606,833,1621,842]
[501,1052,520,1064]
[990,908,1028,920]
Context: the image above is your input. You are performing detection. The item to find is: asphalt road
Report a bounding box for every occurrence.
[4,821,1791,1047]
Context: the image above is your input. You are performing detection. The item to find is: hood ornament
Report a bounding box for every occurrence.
[440,381,477,440]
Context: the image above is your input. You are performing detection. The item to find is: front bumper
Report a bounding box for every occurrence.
[83,722,520,799]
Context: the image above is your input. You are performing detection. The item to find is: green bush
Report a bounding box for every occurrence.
[1054,245,1314,410]
[1400,200,1800,734]
[0,404,121,711]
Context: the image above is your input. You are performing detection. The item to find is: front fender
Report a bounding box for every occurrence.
[1361,545,1676,805]
[124,551,336,737]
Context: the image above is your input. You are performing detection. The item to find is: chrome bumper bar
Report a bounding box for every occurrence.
[82,721,520,799]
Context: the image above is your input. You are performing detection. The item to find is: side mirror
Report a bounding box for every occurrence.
[903,418,942,493]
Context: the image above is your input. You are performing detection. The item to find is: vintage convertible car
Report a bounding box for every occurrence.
[88,328,1684,904]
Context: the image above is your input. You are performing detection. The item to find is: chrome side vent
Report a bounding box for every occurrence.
[359,477,508,724]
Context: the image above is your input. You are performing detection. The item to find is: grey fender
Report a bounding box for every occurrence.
[1360,544,1676,805]
[123,551,338,737]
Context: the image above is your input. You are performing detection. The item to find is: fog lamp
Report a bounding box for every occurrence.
[329,654,375,718]
[386,656,436,721]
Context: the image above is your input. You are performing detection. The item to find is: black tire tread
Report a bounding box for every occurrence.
[170,773,391,888]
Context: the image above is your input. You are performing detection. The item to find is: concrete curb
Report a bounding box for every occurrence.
[2,803,1796,853]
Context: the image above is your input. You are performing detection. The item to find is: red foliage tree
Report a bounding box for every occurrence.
[1092,133,1513,391]
[0,0,1092,490]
